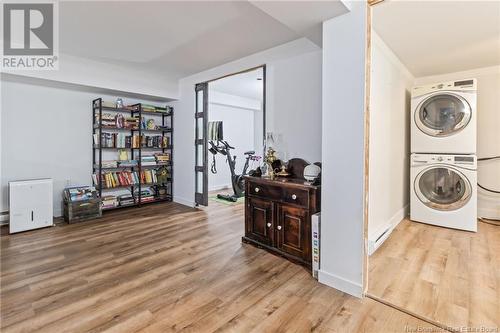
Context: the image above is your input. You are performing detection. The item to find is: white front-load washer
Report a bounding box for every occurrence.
[410,153,477,232]
[411,79,477,154]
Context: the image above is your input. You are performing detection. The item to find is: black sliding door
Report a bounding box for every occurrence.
[195,82,208,206]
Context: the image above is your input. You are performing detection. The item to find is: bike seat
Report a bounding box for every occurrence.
[244,151,255,155]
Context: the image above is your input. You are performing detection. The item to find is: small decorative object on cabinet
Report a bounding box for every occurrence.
[92,98,174,212]
[9,179,54,234]
[243,158,321,268]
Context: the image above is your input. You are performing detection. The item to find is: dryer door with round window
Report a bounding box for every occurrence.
[415,93,472,137]
[415,166,471,211]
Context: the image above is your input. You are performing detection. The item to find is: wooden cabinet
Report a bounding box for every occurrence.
[277,204,309,261]
[246,197,274,246]
[243,176,320,268]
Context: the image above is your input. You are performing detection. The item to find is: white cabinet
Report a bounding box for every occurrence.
[9,179,53,233]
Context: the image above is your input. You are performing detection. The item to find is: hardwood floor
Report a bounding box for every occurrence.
[1,201,438,333]
[368,218,500,331]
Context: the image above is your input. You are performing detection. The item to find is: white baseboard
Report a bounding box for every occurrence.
[173,196,195,208]
[368,204,408,256]
[479,207,500,220]
[318,270,363,298]
[0,213,9,226]
[208,184,231,192]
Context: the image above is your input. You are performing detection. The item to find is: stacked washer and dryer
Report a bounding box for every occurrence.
[410,79,477,232]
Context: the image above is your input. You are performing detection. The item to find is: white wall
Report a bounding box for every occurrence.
[207,91,260,191]
[271,51,322,162]
[1,76,170,217]
[367,32,414,254]
[4,53,178,101]
[415,66,500,220]
[172,38,322,206]
[320,2,367,298]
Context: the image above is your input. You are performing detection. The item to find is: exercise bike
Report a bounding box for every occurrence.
[209,140,261,202]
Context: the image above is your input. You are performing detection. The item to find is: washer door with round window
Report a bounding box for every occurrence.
[415,93,472,137]
[414,166,472,211]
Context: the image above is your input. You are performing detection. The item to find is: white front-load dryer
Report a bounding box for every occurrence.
[410,153,477,232]
[411,79,477,154]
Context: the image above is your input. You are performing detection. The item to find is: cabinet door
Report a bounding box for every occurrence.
[276,204,310,262]
[246,197,274,245]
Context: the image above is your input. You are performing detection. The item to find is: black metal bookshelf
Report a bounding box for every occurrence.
[92,98,174,211]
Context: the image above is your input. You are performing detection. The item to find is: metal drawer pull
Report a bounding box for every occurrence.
[291,194,297,200]
[277,225,282,230]
[255,187,260,193]
[267,223,271,227]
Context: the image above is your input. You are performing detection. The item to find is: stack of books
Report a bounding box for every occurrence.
[101,101,116,108]
[155,153,170,164]
[140,104,170,114]
[136,188,156,203]
[96,113,116,127]
[102,160,118,168]
[117,160,137,167]
[102,195,118,209]
[141,155,156,166]
[118,194,134,206]
[124,116,139,129]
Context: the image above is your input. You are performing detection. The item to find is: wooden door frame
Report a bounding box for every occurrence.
[363,0,384,295]
[194,65,267,205]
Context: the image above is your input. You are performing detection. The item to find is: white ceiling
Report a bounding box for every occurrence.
[373,1,500,77]
[59,1,348,81]
[210,67,264,100]
[250,1,349,46]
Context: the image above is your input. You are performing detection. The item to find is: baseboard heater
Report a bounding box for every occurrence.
[368,226,392,256]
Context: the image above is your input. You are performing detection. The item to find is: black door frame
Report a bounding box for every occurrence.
[194,64,267,206]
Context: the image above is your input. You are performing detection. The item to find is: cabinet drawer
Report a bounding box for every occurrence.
[248,182,282,201]
[282,188,309,207]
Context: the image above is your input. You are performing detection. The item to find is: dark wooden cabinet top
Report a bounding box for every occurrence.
[244,176,320,191]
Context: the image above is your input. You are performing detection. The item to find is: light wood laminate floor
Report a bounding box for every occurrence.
[1,201,440,333]
[368,219,500,331]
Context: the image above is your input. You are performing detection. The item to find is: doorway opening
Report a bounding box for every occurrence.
[195,66,266,206]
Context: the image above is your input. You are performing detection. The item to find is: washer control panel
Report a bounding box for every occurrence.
[411,153,476,168]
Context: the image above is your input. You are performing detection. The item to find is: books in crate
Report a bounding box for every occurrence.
[63,186,98,202]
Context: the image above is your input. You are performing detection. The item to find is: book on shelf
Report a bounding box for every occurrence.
[118,160,138,167]
[96,101,139,110]
[141,135,169,148]
[101,101,116,108]
[155,153,170,163]
[134,187,156,202]
[102,160,118,168]
[141,155,156,166]
[95,133,168,149]
[93,169,163,188]
[137,104,173,114]
[102,195,118,209]
[117,193,134,206]
[95,113,139,129]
